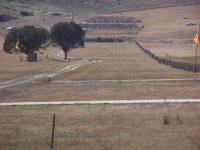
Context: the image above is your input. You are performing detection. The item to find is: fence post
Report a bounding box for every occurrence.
[51,114,56,150]
[49,77,51,83]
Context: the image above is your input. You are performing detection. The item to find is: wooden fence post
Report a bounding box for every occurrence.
[51,114,56,150]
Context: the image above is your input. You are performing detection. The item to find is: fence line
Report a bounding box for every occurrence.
[136,42,200,72]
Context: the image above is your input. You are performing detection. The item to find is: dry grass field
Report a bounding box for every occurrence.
[1,2,200,150]
[1,79,200,102]
[0,103,200,150]
[0,4,200,101]
[1,0,199,14]
[63,42,200,80]
[85,4,200,64]
[0,42,200,102]
[102,4,200,56]
[134,4,200,60]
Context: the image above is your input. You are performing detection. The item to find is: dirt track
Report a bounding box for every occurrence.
[0,60,92,90]
[1,99,200,106]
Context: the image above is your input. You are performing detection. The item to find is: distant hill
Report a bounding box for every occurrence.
[1,0,200,14]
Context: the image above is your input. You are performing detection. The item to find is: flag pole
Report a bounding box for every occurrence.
[194,45,198,72]
[194,24,200,72]
[16,33,21,62]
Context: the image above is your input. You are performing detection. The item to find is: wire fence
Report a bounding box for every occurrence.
[136,42,200,72]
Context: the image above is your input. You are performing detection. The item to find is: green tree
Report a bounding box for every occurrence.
[3,25,49,58]
[51,22,85,59]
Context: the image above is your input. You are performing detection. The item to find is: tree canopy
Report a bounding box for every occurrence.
[3,25,49,55]
[51,22,85,59]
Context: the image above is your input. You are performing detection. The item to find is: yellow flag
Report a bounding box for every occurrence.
[194,33,200,46]
[15,39,19,49]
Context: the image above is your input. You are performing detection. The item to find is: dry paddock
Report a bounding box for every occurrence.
[0,42,200,102]
[0,103,200,150]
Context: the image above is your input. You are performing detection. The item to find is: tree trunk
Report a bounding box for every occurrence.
[64,51,68,59]
[27,51,32,62]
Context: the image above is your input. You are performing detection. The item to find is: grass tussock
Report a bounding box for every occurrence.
[163,114,183,125]
[163,115,170,125]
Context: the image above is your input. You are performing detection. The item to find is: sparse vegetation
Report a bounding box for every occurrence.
[176,114,183,124]
[163,115,170,125]
[0,14,16,22]
[51,12,62,16]
[163,114,184,125]
[0,103,199,150]
[20,10,34,16]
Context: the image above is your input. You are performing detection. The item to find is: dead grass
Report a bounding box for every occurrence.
[104,4,200,58]
[1,42,200,102]
[0,103,200,150]
[140,43,200,64]
[0,5,200,101]
[1,79,200,102]
[58,42,199,81]
[140,43,196,57]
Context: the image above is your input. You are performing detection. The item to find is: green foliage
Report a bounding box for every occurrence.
[3,30,18,53]
[0,15,5,22]
[51,13,62,16]
[51,22,85,59]
[20,10,34,16]
[0,14,15,22]
[3,26,50,55]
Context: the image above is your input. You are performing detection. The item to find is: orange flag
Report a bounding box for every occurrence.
[194,34,199,46]
[15,39,19,49]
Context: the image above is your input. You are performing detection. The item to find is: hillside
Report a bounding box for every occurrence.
[1,0,200,14]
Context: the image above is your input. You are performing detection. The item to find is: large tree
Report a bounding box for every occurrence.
[3,25,49,57]
[51,22,85,59]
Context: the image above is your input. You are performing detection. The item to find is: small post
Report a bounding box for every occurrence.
[51,114,56,150]
[71,10,74,22]
[193,25,200,72]
[20,52,22,62]
[194,45,198,72]
[49,77,51,83]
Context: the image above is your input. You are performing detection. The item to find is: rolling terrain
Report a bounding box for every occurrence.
[1,0,200,14]
[0,1,200,150]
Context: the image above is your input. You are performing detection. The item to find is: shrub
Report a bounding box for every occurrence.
[3,26,49,57]
[0,14,16,22]
[163,115,170,125]
[0,15,5,21]
[51,13,62,16]
[20,10,34,16]
[176,114,183,124]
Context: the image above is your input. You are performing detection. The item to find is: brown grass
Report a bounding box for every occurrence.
[1,79,200,102]
[0,42,200,102]
[0,5,200,101]
[61,42,199,80]
[0,103,200,150]
[101,4,200,58]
